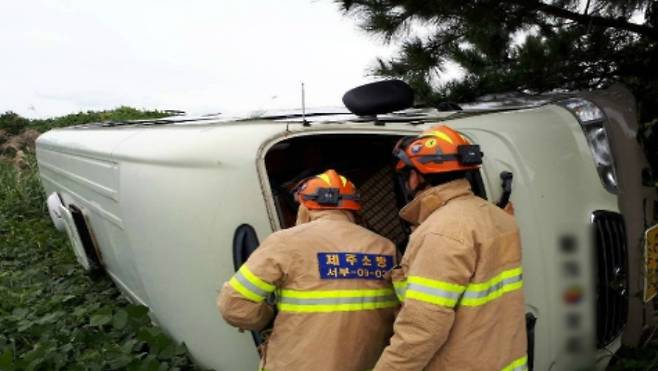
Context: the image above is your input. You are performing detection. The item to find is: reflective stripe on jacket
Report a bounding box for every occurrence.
[277,287,398,312]
[393,267,523,307]
[374,179,528,371]
[218,208,398,371]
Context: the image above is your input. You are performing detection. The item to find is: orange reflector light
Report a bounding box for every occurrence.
[563,286,584,304]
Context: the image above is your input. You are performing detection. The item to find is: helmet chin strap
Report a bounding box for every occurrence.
[407,170,430,196]
[393,170,414,255]
[395,170,415,206]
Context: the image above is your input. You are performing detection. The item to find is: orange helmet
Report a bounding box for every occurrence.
[393,124,483,174]
[294,169,361,211]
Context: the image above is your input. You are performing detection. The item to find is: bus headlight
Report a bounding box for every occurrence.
[559,98,618,194]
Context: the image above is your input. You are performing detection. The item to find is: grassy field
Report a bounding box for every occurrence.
[0,157,207,370]
[0,110,207,370]
[0,109,656,370]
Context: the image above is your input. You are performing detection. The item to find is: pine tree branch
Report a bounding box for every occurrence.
[528,1,658,40]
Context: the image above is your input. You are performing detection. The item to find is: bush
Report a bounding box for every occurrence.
[29,107,170,132]
[0,155,206,371]
[0,113,30,136]
[0,108,207,370]
[0,107,170,136]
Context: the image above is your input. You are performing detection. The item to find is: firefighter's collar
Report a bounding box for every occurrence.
[296,206,355,225]
[399,178,472,225]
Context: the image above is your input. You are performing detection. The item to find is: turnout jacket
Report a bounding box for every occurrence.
[374,179,527,371]
[218,208,398,371]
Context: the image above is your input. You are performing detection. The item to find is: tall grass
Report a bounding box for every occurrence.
[0,120,205,370]
[0,157,44,220]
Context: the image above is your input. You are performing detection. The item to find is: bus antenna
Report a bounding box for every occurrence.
[302,82,309,126]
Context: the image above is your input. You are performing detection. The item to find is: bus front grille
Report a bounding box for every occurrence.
[593,211,629,347]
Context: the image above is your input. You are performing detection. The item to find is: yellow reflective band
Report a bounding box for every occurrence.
[501,355,528,371]
[432,131,454,144]
[279,288,394,298]
[460,267,523,307]
[277,288,398,313]
[228,265,276,303]
[403,276,465,308]
[277,301,399,313]
[407,276,466,293]
[239,265,275,293]
[393,280,408,301]
[317,173,331,185]
[465,267,522,291]
[229,276,265,302]
[339,175,347,186]
[460,281,523,306]
[394,269,523,308]
[405,290,458,308]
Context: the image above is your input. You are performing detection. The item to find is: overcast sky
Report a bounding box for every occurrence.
[0,0,402,118]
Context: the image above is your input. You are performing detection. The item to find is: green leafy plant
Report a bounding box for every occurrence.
[0,113,30,136]
[0,109,209,371]
[0,107,170,136]
[338,0,658,187]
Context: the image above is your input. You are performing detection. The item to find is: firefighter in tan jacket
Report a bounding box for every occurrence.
[374,125,527,371]
[218,169,398,371]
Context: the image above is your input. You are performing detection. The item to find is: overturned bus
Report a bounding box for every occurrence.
[36,81,657,370]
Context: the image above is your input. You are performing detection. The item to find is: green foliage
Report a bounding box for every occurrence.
[0,107,170,134]
[0,108,207,370]
[339,1,658,113]
[608,329,658,370]
[339,0,658,189]
[0,157,206,370]
[0,157,45,221]
[0,113,30,136]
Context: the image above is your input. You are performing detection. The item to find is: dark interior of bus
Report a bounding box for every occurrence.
[265,134,408,247]
[264,134,487,250]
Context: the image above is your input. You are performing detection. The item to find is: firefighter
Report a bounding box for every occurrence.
[218,169,398,371]
[373,125,527,371]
